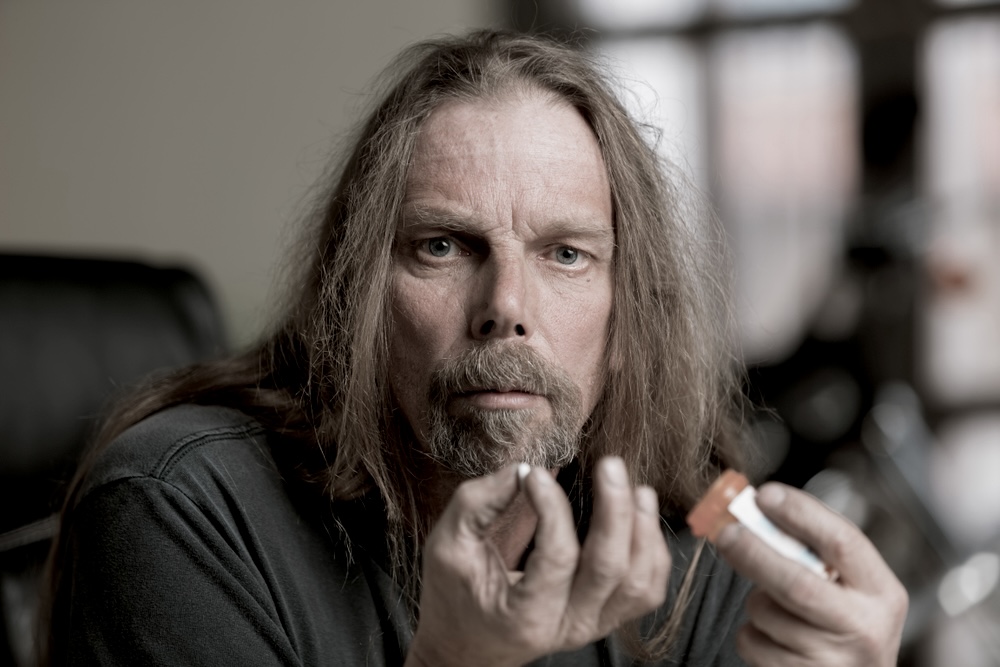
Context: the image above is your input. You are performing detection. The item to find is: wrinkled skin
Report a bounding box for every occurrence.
[716,484,908,667]
[406,459,671,667]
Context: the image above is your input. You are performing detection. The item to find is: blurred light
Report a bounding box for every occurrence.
[788,367,861,442]
[922,17,1000,202]
[750,415,791,476]
[938,552,1000,616]
[920,17,1000,405]
[869,402,910,452]
[711,23,858,362]
[714,0,854,20]
[935,0,1000,6]
[595,37,706,188]
[929,413,1000,550]
[577,0,705,30]
[804,468,870,528]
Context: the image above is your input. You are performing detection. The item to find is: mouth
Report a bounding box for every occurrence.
[450,387,545,411]
[460,385,536,395]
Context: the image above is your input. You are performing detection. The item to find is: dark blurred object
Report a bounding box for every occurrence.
[746,85,925,488]
[0,253,227,666]
[863,91,918,174]
[745,334,871,487]
[814,383,1000,665]
[860,383,960,643]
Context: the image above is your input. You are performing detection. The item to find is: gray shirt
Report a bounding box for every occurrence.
[52,404,750,665]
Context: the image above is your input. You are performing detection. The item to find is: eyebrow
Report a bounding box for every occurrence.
[400,205,615,244]
[400,206,479,233]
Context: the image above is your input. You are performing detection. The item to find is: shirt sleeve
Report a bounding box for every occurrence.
[51,476,301,666]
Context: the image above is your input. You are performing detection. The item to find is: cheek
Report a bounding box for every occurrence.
[551,281,614,407]
[388,276,465,416]
[579,307,612,381]
[390,277,462,358]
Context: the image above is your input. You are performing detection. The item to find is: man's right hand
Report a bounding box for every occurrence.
[404,457,671,667]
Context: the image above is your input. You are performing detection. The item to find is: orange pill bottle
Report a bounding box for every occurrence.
[686,470,837,580]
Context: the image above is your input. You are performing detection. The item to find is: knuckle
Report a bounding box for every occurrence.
[783,569,828,618]
[826,526,855,564]
[616,578,653,609]
[538,540,580,572]
[854,624,884,658]
[586,555,628,589]
[627,566,668,610]
[640,586,666,613]
[644,577,668,608]
[785,568,819,602]
[642,529,670,560]
[424,538,461,572]
[452,481,478,509]
[510,620,551,652]
[423,534,448,562]
[890,580,910,617]
[561,618,600,651]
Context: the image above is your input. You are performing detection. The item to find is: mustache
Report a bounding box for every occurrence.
[422,343,586,478]
[429,344,574,404]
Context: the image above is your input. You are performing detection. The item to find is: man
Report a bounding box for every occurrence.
[47,30,907,666]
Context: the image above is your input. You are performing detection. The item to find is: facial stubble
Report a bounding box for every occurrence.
[423,344,585,478]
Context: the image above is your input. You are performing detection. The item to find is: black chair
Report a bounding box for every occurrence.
[0,253,227,666]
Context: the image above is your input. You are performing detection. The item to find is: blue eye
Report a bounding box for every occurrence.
[555,247,579,265]
[426,238,452,257]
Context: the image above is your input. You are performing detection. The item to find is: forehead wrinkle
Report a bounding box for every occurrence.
[399,204,483,233]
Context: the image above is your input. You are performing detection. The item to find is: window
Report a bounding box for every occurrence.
[712,25,857,360]
[920,16,1000,406]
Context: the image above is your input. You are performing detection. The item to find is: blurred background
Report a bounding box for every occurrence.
[2,0,999,665]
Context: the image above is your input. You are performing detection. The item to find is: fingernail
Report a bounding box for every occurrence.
[756,484,786,508]
[602,457,627,486]
[716,522,742,548]
[636,486,658,514]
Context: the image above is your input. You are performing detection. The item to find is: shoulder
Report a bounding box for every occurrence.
[53,405,395,664]
[76,404,271,502]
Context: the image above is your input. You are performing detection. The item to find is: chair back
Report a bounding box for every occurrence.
[0,253,228,666]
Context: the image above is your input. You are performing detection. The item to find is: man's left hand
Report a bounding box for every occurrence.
[715,483,908,667]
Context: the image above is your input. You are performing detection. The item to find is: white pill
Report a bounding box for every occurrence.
[516,463,531,491]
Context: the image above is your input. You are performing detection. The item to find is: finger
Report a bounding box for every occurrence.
[716,521,851,631]
[744,588,830,655]
[436,463,520,542]
[598,485,671,630]
[566,457,635,628]
[515,466,580,605]
[754,483,895,593]
[735,621,799,667]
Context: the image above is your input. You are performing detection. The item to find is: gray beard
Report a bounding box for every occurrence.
[423,343,585,478]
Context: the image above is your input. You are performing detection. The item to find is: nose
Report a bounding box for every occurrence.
[470,256,533,341]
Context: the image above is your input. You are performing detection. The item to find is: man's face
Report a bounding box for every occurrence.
[388,92,615,477]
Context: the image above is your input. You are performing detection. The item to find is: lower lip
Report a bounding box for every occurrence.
[452,391,543,411]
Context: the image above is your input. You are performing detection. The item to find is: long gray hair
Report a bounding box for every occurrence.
[54,29,746,661]
[296,28,746,510]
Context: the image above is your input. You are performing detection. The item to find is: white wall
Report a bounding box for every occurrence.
[0,1,501,346]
